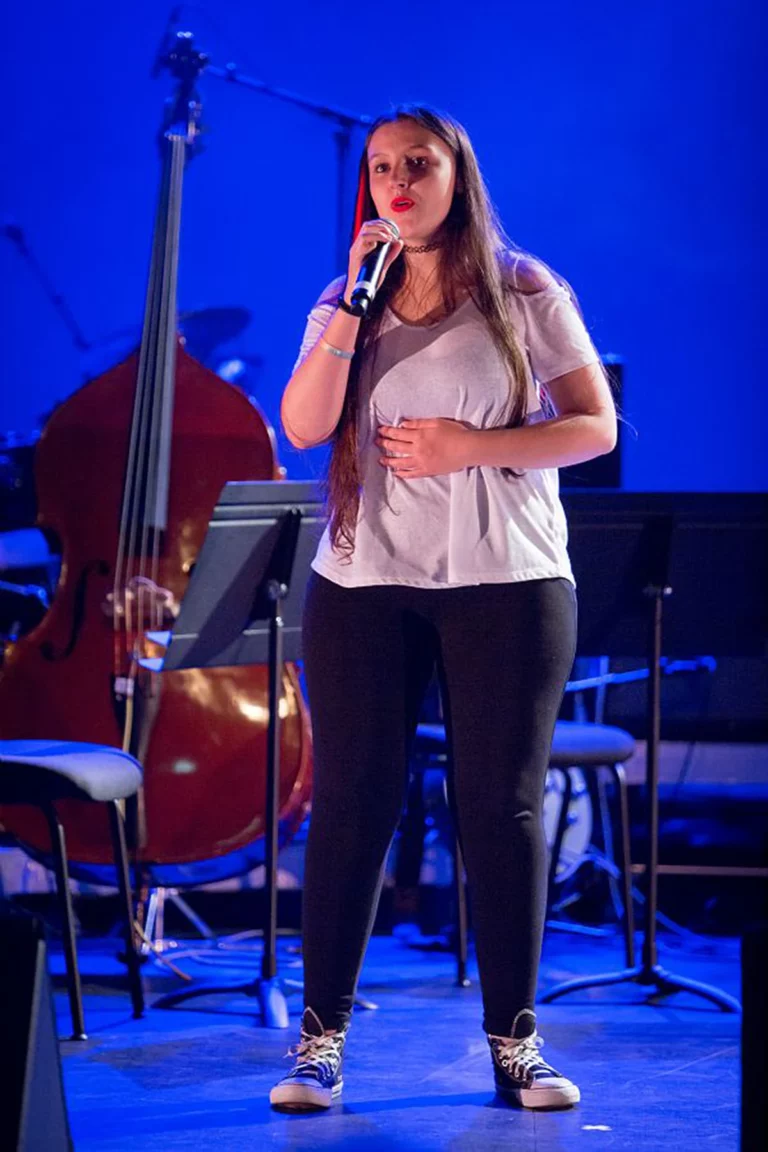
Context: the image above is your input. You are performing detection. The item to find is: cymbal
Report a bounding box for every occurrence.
[82,307,253,376]
[178,307,252,358]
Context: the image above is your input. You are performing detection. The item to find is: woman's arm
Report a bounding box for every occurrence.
[465,361,617,469]
[281,219,404,449]
[466,253,616,467]
[280,298,361,449]
[377,363,616,479]
[377,253,617,477]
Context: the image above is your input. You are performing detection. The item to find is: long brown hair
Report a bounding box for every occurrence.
[327,103,534,559]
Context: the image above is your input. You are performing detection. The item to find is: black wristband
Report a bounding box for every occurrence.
[336,294,365,318]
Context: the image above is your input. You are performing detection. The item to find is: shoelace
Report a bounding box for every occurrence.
[492,1033,552,1080]
[285,1031,345,1077]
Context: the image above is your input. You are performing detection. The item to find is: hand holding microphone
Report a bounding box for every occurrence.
[344,218,403,317]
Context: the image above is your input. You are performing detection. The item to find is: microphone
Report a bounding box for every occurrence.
[350,218,400,316]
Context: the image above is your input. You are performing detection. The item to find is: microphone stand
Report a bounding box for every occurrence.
[203,62,371,270]
[3,223,92,356]
[6,31,370,379]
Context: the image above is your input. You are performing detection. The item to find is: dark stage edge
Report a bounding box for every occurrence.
[53,930,741,1151]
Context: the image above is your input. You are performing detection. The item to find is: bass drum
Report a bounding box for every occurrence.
[0,528,61,645]
[41,819,306,890]
[543,768,593,882]
[0,432,39,531]
[0,433,60,645]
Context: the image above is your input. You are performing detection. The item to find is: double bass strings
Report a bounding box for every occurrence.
[144,130,185,633]
[113,132,186,690]
[113,148,169,678]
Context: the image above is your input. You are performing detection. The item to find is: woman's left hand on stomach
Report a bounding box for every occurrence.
[376,418,476,479]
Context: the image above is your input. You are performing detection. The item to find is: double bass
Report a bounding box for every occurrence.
[0,36,312,881]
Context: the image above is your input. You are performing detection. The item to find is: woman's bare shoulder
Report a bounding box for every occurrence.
[315,274,347,308]
[500,251,558,294]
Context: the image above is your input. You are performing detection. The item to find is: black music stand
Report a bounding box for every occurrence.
[542,491,768,1013]
[150,480,323,1028]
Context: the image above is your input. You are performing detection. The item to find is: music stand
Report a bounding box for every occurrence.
[542,491,768,1012]
[150,480,323,1027]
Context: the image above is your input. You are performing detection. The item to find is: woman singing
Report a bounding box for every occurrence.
[271,104,616,1112]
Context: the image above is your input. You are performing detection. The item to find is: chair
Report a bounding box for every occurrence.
[407,732,471,987]
[546,720,636,966]
[0,740,145,1039]
[412,713,637,982]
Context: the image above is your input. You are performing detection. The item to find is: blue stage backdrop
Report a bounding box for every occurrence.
[1,0,765,490]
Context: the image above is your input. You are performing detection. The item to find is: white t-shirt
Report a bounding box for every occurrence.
[293,272,600,589]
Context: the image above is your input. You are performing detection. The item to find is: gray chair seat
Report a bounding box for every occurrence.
[414,715,637,974]
[0,741,142,803]
[416,720,636,765]
[550,721,635,765]
[0,739,144,1038]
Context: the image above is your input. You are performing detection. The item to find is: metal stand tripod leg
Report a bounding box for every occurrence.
[45,804,87,1041]
[542,581,740,1013]
[152,570,378,1024]
[541,959,740,1012]
[452,836,470,987]
[108,800,144,1019]
[154,590,297,1026]
[607,763,636,969]
[152,508,379,1026]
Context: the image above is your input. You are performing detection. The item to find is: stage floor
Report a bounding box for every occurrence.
[55,927,741,1151]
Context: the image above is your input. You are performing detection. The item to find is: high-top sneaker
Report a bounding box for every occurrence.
[488,1009,580,1110]
[269,1008,346,1111]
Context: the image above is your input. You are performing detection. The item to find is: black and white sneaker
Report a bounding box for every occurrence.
[269,1008,346,1111]
[488,1009,580,1110]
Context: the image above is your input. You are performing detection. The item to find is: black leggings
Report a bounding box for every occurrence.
[301,571,577,1036]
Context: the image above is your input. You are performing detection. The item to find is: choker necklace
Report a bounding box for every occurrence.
[403,240,442,254]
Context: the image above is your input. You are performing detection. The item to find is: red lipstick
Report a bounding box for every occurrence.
[390,197,415,212]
